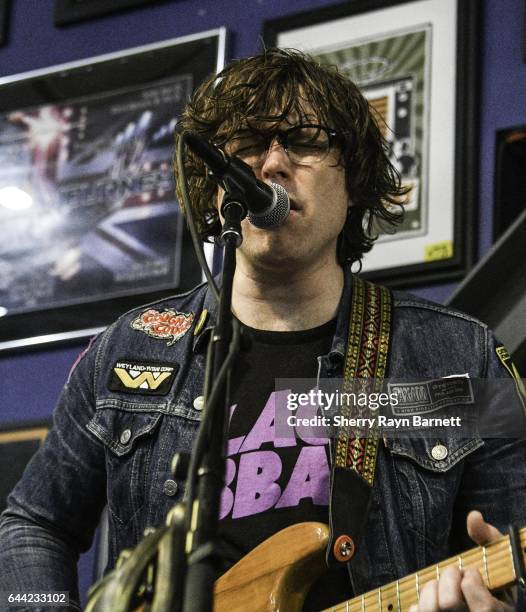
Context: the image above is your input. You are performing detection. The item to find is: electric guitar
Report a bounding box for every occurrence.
[213,522,526,611]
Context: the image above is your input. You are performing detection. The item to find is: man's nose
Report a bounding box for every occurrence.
[260,140,290,180]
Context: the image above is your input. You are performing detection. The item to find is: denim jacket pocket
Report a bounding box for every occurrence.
[383,436,484,552]
[86,402,162,526]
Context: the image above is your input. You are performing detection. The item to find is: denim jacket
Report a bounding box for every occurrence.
[1,268,525,609]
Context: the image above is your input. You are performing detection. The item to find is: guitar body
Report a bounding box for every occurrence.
[213,521,525,611]
[213,522,330,611]
[87,520,524,611]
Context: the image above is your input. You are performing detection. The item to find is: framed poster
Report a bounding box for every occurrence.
[0,420,50,514]
[0,0,9,45]
[264,0,479,287]
[0,28,227,352]
[54,0,173,26]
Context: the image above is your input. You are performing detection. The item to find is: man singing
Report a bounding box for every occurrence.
[1,48,524,611]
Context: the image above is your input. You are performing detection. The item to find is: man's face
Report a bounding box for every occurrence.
[218,111,349,274]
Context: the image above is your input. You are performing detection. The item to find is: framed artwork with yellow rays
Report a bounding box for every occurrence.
[264,0,479,288]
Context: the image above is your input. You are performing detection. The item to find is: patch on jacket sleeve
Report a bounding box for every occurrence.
[387,375,474,416]
[130,308,194,345]
[108,359,179,395]
[496,346,526,407]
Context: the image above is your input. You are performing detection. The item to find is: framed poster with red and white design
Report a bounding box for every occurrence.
[0,29,227,352]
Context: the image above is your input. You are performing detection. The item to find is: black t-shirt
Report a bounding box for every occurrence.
[218,318,353,610]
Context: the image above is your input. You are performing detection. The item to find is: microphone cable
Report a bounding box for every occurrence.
[176,130,220,302]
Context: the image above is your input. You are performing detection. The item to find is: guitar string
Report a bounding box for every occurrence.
[331,550,517,612]
[376,541,513,595]
[325,534,525,612]
[330,559,515,612]
[327,562,515,611]
[321,531,526,611]
[369,551,513,606]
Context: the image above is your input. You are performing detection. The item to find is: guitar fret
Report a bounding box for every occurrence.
[508,537,517,581]
[482,546,490,587]
[339,527,526,612]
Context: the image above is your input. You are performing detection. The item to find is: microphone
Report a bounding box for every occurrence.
[184,131,290,229]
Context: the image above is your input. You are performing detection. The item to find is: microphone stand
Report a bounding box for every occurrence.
[85,149,252,612]
[181,188,246,612]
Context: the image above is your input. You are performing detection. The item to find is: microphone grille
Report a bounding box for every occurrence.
[247,182,290,229]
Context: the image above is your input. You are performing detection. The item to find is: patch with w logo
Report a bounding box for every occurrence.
[108,359,178,396]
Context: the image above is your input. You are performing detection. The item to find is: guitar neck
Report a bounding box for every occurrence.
[326,527,526,612]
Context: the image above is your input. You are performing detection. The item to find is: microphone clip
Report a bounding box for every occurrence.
[217,188,247,248]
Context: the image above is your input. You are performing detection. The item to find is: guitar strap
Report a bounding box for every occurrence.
[326,276,392,567]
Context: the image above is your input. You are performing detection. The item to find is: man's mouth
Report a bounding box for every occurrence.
[289,199,301,212]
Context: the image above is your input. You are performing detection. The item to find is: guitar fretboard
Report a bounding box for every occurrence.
[324,527,526,611]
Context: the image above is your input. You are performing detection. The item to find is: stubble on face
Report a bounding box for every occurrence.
[235,156,348,278]
[215,108,349,328]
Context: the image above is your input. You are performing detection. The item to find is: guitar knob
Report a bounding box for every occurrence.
[333,534,356,562]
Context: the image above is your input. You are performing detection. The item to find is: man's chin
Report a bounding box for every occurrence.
[239,244,312,274]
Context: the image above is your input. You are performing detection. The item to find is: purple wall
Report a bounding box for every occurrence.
[0,0,525,603]
[479,0,526,255]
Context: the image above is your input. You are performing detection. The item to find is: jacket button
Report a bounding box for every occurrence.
[193,395,205,411]
[163,479,178,497]
[431,443,448,461]
[120,429,132,445]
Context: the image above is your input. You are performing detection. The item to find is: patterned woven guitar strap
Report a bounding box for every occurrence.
[326,275,392,567]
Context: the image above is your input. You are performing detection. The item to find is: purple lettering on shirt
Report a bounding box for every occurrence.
[221,390,331,521]
[275,445,330,508]
[238,391,296,453]
[219,458,236,519]
[226,404,246,455]
[232,451,282,518]
[228,436,245,456]
[295,401,329,445]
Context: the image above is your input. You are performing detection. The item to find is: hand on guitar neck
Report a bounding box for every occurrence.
[213,516,525,611]
[408,511,515,612]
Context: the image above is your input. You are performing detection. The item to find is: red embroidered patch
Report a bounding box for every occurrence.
[131,308,194,345]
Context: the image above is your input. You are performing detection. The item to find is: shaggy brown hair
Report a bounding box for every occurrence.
[174,47,406,266]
